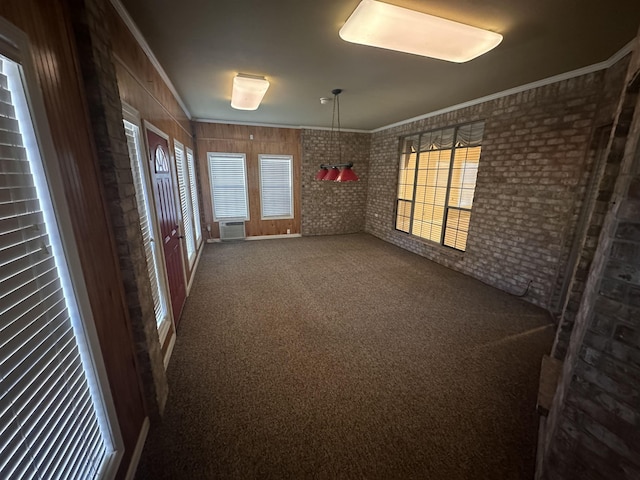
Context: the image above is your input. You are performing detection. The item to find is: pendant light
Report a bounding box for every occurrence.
[314,88,359,182]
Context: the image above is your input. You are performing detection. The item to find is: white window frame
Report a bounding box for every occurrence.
[207,152,250,222]
[122,104,172,344]
[185,147,202,246]
[173,139,196,266]
[0,17,123,478]
[259,154,294,220]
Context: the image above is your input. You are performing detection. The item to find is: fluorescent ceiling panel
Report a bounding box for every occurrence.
[339,0,503,63]
[231,74,270,110]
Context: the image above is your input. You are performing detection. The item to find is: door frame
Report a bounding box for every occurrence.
[142,121,189,330]
[122,104,175,348]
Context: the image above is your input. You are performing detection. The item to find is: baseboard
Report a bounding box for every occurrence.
[125,417,150,480]
[186,243,204,295]
[163,329,176,369]
[207,234,301,243]
[245,234,302,241]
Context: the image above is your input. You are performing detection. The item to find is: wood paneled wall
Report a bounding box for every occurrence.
[0,1,146,476]
[105,2,199,288]
[195,122,302,238]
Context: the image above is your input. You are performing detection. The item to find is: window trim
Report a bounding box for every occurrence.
[394,121,483,252]
[122,103,172,345]
[0,16,123,478]
[185,147,202,246]
[173,139,196,267]
[207,152,250,222]
[258,154,294,220]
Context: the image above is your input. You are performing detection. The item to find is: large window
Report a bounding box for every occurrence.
[123,115,170,337]
[395,122,483,251]
[259,154,293,219]
[207,152,249,221]
[0,25,121,479]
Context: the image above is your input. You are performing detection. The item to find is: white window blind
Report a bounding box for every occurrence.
[124,119,168,329]
[0,52,114,479]
[174,140,196,265]
[207,153,249,221]
[186,147,201,245]
[259,154,293,219]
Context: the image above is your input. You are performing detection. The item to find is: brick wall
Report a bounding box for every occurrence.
[540,37,640,479]
[301,129,370,235]
[365,67,627,309]
[551,57,632,359]
[69,0,168,418]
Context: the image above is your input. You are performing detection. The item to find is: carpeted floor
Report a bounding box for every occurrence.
[135,233,554,480]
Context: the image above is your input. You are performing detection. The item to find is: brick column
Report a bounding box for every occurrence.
[539,33,640,479]
[67,0,168,418]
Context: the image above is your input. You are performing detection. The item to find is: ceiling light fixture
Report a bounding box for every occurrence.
[231,74,270,110]
[339,0,503,63]
[315,89,359,182]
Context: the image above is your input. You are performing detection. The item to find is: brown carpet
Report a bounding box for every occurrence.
[135,233,554,480]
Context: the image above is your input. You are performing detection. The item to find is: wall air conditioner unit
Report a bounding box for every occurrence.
[219,220,246,241]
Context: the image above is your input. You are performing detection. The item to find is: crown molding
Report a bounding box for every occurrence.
[193,117,369,133]
[372,39,636,133]
[109,0,192,119]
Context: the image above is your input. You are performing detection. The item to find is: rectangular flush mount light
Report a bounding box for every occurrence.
[339,0,503,63]
[231,74,270,110]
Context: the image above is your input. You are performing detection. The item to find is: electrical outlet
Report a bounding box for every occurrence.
[287,229,291,234]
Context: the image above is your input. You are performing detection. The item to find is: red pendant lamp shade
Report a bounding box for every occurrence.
[315,167,329,180]
[323,167,340,181]
[315,89,359,182]
[335,166,359,182]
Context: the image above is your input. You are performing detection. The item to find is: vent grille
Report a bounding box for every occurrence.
[219,221,246,241]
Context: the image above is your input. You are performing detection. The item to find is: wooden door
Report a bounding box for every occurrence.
[146,126,187,327]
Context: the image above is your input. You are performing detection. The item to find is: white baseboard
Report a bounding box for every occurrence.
[245,234,302,241]
[207,234,302,243]
[163,329,176,369]
[186,243,204,295]
[125,417,150,480]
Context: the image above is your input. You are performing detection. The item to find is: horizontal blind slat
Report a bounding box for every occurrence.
[0,266,60,317]
[0,288,64,350]
[186,149,201,243]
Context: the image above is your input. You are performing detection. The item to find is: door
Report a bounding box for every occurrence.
[146,126,187,327]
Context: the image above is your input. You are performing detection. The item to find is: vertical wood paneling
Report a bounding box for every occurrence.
[0,1,146,477]
[105,2,199,291]
[195,122,302,238]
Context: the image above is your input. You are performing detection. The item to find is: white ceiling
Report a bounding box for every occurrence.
[119,0,640,131]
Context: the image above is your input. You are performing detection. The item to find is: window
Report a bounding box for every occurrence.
[123,115,170,337]
[259,154,293,219]
[0,24,121,479]
[186,147,202,245]
[174,140,196,265]
[207,152,249,221]
[395,122,483,251]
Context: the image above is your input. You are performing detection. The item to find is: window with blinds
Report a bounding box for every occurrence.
[185,147,202,245]
[259,154,293,219]
[123,119,168,331]
[395,122,483,251]
[1,42,118,479]
[174,140,196,265]
[207,153,249,221]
